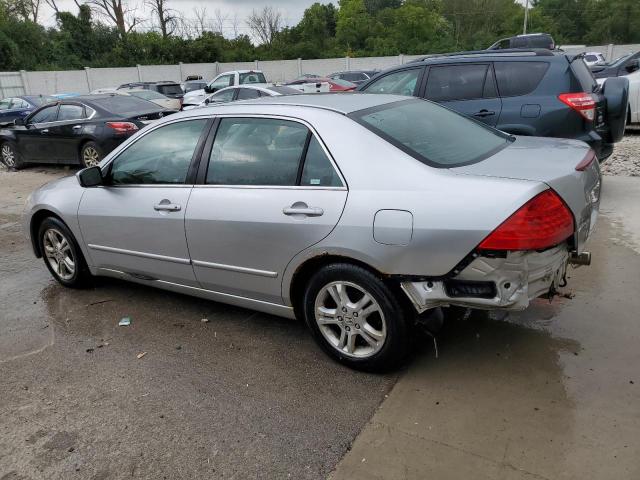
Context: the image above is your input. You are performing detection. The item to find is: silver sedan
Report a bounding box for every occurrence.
[23,94,601,371]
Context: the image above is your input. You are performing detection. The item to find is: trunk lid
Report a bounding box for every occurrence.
[453,135,601,252]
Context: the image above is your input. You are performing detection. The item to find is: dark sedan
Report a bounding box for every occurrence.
[0,95,57,125]
[0,94,168,170]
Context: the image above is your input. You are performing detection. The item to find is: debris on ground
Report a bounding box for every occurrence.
[118,317,131,326]
[137,352,147,359]
[201,318,209,323]
[86,348,94,353]
[562,292,575,299]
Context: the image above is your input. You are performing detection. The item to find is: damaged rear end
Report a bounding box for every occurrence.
[403,136,601,313]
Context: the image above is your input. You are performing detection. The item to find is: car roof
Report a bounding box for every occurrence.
[203,93,406,115]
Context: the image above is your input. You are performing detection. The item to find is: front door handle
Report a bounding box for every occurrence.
[41,129,49,134]
[72,125,82,130]
[283,204,324,217]
[154,203,181,212]
[473,110,495,118]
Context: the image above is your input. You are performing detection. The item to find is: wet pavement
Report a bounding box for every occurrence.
[1,167,640,479]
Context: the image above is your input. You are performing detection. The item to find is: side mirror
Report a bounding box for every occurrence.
[204,98,211,104]
[78,166,103,187]
[204,85,213,93]
[13,117,25,126]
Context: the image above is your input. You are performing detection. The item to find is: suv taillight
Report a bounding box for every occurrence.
[558,92,596,121]
[478,189,574,251]
[106,121,139,134]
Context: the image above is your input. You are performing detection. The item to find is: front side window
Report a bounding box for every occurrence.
[109,120,207,185]
[425,64,489,101]
[351,99,510,168]
[58,104,85,121]
[211,75,233,90]
[30,105,58,123]
[362,68,422,96]
[207,118,308,186]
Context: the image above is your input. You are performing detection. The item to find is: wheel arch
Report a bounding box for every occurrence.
[30,209,66,258]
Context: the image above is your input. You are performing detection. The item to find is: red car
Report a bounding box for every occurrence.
[325,78,358,92]
[286,77,357,93]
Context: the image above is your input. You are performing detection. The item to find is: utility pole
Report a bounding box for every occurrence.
[523,0,529,34]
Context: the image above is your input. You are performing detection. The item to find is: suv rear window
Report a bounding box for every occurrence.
[494,61,550,97]
[570,60,598,92]
[351,99,511,168]
[157,84,183,96]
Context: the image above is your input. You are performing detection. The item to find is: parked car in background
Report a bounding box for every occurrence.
[182,80,207,94]
[488,33,555,50]
[598,67,640,126]
[118,89,182,112]
[583,52,606,67]
[358,49,629,160]
[328,70,379,85]
[0,95,56,125]
[183,84,301,110]
[117,81,184,101]
[90,88,118,95]
[183,70,268,107]
[52,93,81,99]
[590,51,640,79]
[286,78,357,92]
[0,95,169,169]
[24,94,601,370]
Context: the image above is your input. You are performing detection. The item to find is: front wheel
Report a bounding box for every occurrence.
[38,217,92,288]
[303,263,410,371]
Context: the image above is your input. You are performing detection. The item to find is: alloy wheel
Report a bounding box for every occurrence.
[43,228,76,281]
[1,144,16,167]
[314,281,387,359]
[82,146,100,167]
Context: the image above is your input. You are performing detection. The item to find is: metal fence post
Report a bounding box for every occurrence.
[606,44,614,61]
[255,59,260,70]
[19,70,30,95]
[136,64,143,81]
[84,67,92,93]
[215,61,220,76]
[178,62,184,81]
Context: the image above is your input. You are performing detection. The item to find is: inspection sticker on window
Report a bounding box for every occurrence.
[310,179,321,185]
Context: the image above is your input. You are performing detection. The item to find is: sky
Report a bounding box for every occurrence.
[40,0,325,33]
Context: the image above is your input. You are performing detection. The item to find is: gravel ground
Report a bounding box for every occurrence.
[601,128,640,176]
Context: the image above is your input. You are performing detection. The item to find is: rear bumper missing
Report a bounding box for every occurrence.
[401,245,569,313]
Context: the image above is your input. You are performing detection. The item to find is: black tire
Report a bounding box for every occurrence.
[603,77,629,143]
[38,217,92,288]
[1,141,25,170]
[302,263,411,371]
[79,141,103,168]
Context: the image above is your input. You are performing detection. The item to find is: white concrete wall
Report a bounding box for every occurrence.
[4,43,639,97]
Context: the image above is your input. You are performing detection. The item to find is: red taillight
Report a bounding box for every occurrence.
[106,121,139,134]
[575,149,596,171]
[558,92,596,121]
[478,189,574,251]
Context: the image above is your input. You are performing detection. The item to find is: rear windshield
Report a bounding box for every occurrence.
[266,86,302,95]
[157,84,183,96]
[571,60,598,92]
[90,96,159,115]
[128,90,166,100]
[184,82,206,92]
[239,72,267,84]
[351,99,511,168]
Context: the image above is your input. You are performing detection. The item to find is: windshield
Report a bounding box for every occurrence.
[239,72,267,84]
[128,90,166,100]
[351,99,511,168]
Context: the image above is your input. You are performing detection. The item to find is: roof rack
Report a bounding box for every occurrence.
[409,48,556,63]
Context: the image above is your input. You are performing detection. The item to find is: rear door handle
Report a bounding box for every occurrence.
[154,203,181,212]
[283,206,324,217]
[473,110,495,118]
[41,129,49,134]
[72,125,82,130]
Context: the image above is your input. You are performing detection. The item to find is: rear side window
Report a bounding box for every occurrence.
[58,104,85,121]
[351,99,510,168]
[570,60,598,92]
[494,61,550,97]
[207,118,308,186]
[425,64,489,101]
[363,68,421,96]
[236,88,260,100]
[301,137,343,187]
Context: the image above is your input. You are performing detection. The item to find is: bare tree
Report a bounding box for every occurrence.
[6,0,42,22]
[192,6,209,36]
[246,6,282,45]
[83,0,143,37]
[212,8,228,36]
[230,12,240,39]
[145,0,177,38]
[44,0,81,14]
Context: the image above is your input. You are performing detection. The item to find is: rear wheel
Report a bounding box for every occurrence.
[80,141,103,167]
[1,142,24,170]
[303,263,410,371]
[38,217,92,288]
